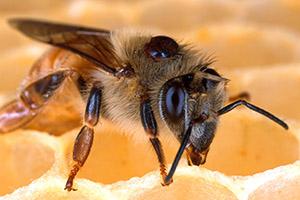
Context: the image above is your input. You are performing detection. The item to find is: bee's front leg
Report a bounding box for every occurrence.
[228,91,250,102]
[140,97,170,186]
[65,87,102,191]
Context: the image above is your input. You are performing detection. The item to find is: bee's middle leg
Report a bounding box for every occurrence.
[65,87,102,191]
[140,97,169,185]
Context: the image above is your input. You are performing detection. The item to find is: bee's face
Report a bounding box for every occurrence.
[158,68,227,149]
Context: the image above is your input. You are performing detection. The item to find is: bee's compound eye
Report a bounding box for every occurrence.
[144,35,179,60]
[165,84,185,120]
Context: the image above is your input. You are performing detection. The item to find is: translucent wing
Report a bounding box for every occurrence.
[201,72,229,83]
[8,18,120,75]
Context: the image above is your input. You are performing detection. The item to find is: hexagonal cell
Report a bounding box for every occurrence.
[189,25,300,70]
[0,130,55,195]
[133,175,237,200]
[226,66,300,121]
[249,175,300,200]
[137,0,236,33]
[0,175,116,200]
[204,110,299,176]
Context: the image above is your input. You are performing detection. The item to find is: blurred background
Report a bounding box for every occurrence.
[0,0,300,121]
[1,0,300,196]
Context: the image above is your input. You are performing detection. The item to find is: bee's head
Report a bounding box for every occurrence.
[120,32,228,165]
[158,67,227,165]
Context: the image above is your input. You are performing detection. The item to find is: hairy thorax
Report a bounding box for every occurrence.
[99,75,146,135]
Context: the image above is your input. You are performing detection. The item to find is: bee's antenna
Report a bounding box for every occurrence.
[218,100,289,130]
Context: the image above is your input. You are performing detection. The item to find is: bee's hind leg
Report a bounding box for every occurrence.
[0,99,36,133]
[65,87,102,191]
[0,70,71,133]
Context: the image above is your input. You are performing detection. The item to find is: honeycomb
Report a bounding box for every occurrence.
[1,0,300,199]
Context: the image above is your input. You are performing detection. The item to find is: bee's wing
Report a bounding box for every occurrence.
[8,18,120,75]
[199,72,229,83]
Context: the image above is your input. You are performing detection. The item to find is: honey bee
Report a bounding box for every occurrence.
[0,18,288,191]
